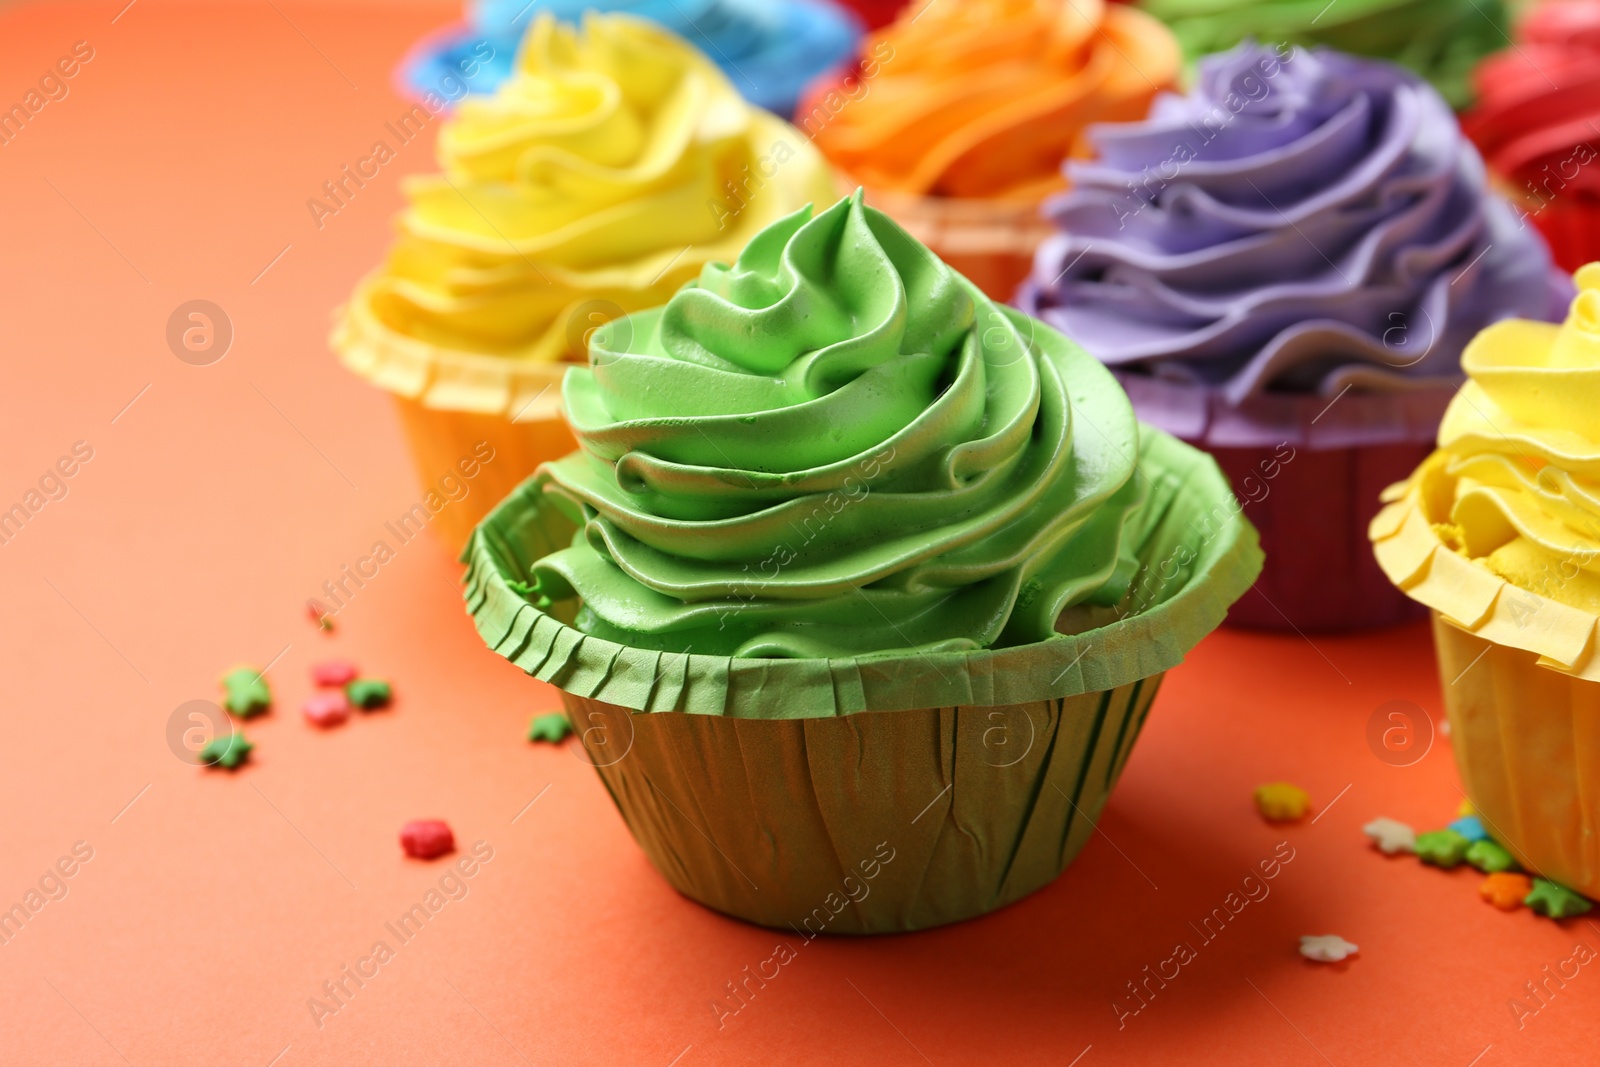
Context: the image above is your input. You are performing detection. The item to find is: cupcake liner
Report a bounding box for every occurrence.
[1432,613,1600,898]
[851,180,1054,302]
[561,678,1161,933]
[464,426,1262,930]
[333,293,576,554]
[1123,374,1448,631]
[391,395,575,555]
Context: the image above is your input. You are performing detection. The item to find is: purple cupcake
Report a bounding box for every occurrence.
[1017,42,1569,631]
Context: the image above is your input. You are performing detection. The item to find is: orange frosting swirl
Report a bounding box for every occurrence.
[799,0,1180,200]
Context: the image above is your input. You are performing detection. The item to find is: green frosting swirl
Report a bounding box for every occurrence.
[1139,0,1507,109]
[525,191,1149,658]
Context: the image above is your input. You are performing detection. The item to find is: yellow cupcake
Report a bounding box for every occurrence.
[1372,263,1600,896]
[333,13,836,551]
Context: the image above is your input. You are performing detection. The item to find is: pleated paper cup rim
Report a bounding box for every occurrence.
[1372,475,1600,681]
[462,425,1263,718]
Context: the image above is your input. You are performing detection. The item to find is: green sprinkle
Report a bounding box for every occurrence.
[220,667,271,718]
[200,732,253,769]
[1525,878,1593,920]
[1465,839,1518,873]
[346,678,392,709]
[528,713,572,744]
[1416,828,1471,868]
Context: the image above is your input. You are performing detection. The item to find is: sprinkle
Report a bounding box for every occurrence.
[347,678,392,710]
[1457,798,1475,816]
[1254,782,1311,822]
[1362,817,1416,855]
[1448,815,1488,842]
[400,820,454,860]
[311,659,358,687]
[1525,878,1594,920]
[1480,872,1533,910]
[220,666,271,718]
[303,691,350,728]
[528,713,572,744]
[1464,838,1517,873]
[200,732,253,769]
[1299,934,1358,963]
[1416,829,1471,868]
[307,599,334,631]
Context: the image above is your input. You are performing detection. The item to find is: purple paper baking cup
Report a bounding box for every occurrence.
[1119,374,1448,631]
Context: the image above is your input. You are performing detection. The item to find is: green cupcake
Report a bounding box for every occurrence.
[465,191,1261,932]
[1139,0,1508,109]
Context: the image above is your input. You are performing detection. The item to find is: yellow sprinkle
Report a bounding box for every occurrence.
[1458,798,1476,816]
[1254,782,1311,822]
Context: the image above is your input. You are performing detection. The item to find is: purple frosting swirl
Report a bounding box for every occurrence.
[1017,43,1566,404]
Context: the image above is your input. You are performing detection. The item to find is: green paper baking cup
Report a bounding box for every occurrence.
[464,427,1261,932]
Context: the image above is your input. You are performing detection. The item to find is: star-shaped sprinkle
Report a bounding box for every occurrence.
[200,732,253,769]
[346,678,392,710]
[220,666,270,718]
[1416,828,1470,868]
[1525,878,1594,920]
[1254,782,1311,822]
[1448,815,1488,842]
[1299,935,1358,963]
[1363,817,1416,855]
[1465,839,1517,873]
[528,713,572,744]
[1480,872,1532,910]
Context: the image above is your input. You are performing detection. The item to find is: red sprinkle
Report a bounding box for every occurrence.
[400,820,455,860]
[311,660,359,687]
[302,691,350,728]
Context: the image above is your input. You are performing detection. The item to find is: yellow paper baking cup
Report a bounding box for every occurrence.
[390,396,575,556]
[1433,612,1600,897]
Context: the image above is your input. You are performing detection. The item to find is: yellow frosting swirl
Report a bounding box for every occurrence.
[334,13,836,415]
[1407,263,1600,613]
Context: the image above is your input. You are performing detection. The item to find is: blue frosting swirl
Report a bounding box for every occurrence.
[400,0,861,118]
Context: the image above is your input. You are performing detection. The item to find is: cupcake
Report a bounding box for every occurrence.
[1018,44,1567,631]
[334,14,836,553]
[1138,0,1508,109]
[1464,1,1600,273]
[1372,264,1600,898]
[832,0,906,29]
[399,0,861,119]
[798,0,1180,300]
[464,192,1262,932]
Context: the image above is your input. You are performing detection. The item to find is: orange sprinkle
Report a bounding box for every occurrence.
[1480,872,1533,910]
